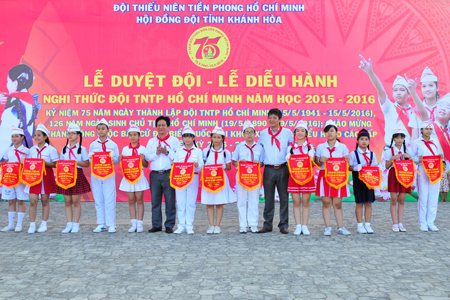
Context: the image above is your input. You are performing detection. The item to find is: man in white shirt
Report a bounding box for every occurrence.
[144,116,180,233]
[258,108,294,234]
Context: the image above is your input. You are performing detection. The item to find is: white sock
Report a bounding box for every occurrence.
[131,219,137,226]
[73,223,79,227]
[296,224,302,228]
[17,212,25,227]
[29,222,36,228]
[66,222,73,227]
[40,220,47,227]
[137,220,143,226]
[365,223,371,227]
[338,227,343,230]
[357,223,363,227]
[8,212,16,228]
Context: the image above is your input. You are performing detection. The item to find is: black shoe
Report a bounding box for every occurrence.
[165,227,173,234]
[148,227,162,233]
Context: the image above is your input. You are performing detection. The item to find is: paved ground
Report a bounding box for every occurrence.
[0,201,449,300]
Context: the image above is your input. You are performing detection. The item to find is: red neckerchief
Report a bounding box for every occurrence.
[14,148,27,162]
[327,147,335,158]
[129,143,140,156]
[157,134,171,148]
[426,107,436,122]
[213,148,223,164]
[36,146,47,159]
[291,142,304,154]
[394,104,412,137]
[422,139,437,156]
[184,148,193,163]
[268,127,282,151]
[245,144,256,161]
[391,147,404,160]
[361,151,372,166]
[433,123,450,162]
[9,92,34,105]
[69,145,77,160]
[98,140,108,152]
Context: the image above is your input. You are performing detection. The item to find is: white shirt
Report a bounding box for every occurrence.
[232,141,264,163]
[3,145,30,163]
[349,147,378,168]
[380,98,412,146]
[59,143,89,168]
[258,127,293,165]
[144,134,180,171]
[383,145,412,169]
[285,141,315,160]
[315,140,349,170]
[412,137,442,165]
[29,143,59,163]
[174,146,204,173]
[89,138,120,165]
[203,147,231,166]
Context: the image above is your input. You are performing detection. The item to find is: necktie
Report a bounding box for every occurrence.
[291,142,304,154]
[14,149,27,162]
[36,146,47,159]
[98,140,108,152]
[184,148,193,163]
[327,147,335,158]
[130,143,140,156]
[268,127,282,151]
[69,145,77,160]
[245,144,256,161]
[426,107,436,122]
[362,152,372,166]
[422,140,437,156]
[157,134,171,148]
[214,149,223,164]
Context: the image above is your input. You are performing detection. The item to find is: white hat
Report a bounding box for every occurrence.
[67,123,81,132]
[128,125,140,133]
[324,119,337,129]
[36,123,49,136]
[420,120,434,129]
[211,126,225,136]
[97,118,109,126]
[11,126,24,135]
[421,66,438,83]
[242,120,255,132]
[182,126,195,136]
[438,93,450,106]
[295,120,308,131]
[392,124,407,136]
[392,75,409,92]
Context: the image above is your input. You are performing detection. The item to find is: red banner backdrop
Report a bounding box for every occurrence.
[1,1,450,201]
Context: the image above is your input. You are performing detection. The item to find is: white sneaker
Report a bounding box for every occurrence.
[357,226,367,234]
[14,226,22,232]
[128,225,137,233]
[398,223,406,232]
[293,224,302,235]
[136,225,143,233]
[37,224,47,233]
[1,226,14,232]
[71,224,80,233]
[174,227,185,234]
[239,227,247,233]
[108,227,116,233]
[420,224,428,232]
[324,227,332,236]
[364,225,374,234]
[428,224,439,232]
[28,224,36,234]
[207,226,215,234]
[250,226,259,233]
[187,228,194,234]
[392,224,400,232]
[61,223,73,234]
[93,225,106,233]
[213,226,221,234]
[302,225,310,236]
[338,227,351,235]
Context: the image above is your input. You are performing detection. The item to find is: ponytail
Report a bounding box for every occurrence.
[193,140,198,147]
[62,138,69,154]
[78,132,83,154]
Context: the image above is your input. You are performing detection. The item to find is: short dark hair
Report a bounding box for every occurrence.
[155,116,170,127]
[268,108,282,119]
[324,125,338,133]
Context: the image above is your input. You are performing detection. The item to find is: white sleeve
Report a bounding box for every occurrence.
[225,150,232,164]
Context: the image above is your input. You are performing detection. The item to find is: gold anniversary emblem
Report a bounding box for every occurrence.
[211,170,217,176]
[128,162,134,168]
[180,169,186,175]
[428,163,434,169]
[247,168,253,174]
[333,165,339,171]
[64,166,69,172]
[30,164,36,170]
[297,161,303,168]
[6,168,13,173]
[100,158,106,164]
[403,166,408,172]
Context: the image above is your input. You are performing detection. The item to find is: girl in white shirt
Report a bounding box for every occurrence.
[119,125,149,233]
[55,123,90,234]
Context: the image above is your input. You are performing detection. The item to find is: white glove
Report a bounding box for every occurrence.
[354,164,362,172]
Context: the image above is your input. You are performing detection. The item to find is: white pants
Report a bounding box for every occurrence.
[175,174,199,230]
[91,175,116,227]
[235,181,260,228]
[417,165,440,226]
